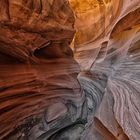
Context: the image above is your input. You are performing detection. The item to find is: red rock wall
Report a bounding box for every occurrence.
[0,0,140,140]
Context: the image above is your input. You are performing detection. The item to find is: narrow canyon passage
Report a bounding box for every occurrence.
[0,0,140,140]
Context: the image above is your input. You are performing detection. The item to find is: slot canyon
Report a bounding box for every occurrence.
[0,0,140,140]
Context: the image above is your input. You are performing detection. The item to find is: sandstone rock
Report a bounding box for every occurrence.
[71,0,140,139]
[0,0,140,140]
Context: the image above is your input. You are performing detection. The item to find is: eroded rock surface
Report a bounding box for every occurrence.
[0,1,84,139]
[70,0,140,140]
[0,0,140,140]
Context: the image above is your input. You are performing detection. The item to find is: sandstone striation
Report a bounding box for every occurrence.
[0,0,140,140]
[70,0,140,139]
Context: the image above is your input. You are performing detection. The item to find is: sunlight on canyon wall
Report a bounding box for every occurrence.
[69,0,121,45]
[0,0,140,140]
[69,0,140,140]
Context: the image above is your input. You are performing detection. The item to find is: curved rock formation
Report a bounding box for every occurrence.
[70,0,140,139]
[0,0,140,140]
[0,1,82,140]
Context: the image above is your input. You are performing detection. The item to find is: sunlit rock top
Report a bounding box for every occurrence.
[69,0,120,45]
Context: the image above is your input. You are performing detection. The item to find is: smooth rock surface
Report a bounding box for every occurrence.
[70,0,140,139]
[0,0,140,140]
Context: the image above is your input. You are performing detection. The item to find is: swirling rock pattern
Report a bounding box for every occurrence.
[71,0,140,139]
[0,1,84,139]
[0,0,140,140]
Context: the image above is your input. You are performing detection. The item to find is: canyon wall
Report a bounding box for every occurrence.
[0,0,140,140]
[70,0,140,139]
